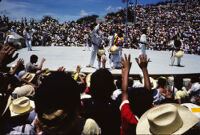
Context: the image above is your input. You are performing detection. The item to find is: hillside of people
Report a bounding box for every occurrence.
[0,0,200,54]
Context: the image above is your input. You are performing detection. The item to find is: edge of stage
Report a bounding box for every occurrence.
[9,46,200,77]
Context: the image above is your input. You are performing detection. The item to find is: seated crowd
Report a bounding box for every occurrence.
[0,0,200,55]
[0,42,200,135]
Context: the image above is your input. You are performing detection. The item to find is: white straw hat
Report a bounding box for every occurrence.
[12,85,35,98]
[142,77,157,89]
[86,73,92,88]
[82,118,101,135]
[136,103,199,134]
[9,97,35,117]
[21,72,35,82]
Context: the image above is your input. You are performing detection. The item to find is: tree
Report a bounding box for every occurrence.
[76,15,99,24]
[40,16,58,23]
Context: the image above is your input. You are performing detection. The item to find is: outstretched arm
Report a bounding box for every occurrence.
[135,54,151,91]
[10,58,24,75]
[0,45,18,72]
[121,54,132,102]
[36,58,45,70]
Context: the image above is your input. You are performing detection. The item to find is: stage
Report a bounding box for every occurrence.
[9,46,200,76]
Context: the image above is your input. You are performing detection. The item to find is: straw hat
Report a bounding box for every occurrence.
[9,97,35,117]
[175,51,183,58]
[168,76,174,86]
[86,73,92,88]
[136,103,199,135]
[183,78,191,87]
[82,118,101,135]
[97,49,105,56]
[110,45,119,54]
[142,77,157,89]
[12,85,35,98]
[21,72,35,82]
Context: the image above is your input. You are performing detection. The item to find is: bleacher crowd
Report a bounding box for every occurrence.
[0,0,200,55]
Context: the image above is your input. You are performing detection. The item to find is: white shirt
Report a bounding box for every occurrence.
[140,34,147,44]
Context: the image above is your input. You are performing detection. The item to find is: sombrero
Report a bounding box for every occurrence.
[136,103,199,135]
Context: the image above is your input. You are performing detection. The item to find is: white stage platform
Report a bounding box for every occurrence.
[9,46,200,76]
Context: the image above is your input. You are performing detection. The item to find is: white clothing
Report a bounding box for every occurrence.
[89,24,102,67]
[139,34,147,55]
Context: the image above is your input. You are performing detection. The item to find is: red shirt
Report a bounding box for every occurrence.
[120,100,138,135]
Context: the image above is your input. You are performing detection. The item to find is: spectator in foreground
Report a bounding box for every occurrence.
[25,54,46,73]
[34,71,101,135]
[153,77,167,105]
[81,68,121,135]
[120,54,153,135]
[136,103,199,135]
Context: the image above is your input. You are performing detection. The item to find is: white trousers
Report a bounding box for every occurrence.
[26,40,32,51]
[171,56,181,66]
[140,43,146,55]
[89,45,98,67]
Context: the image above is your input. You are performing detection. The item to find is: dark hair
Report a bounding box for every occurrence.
[174,40,182,48]
[174,76,183,90]
[128,87,153,118]
[35,71,81,129]
[128,78,133,87]
[90,69,116,101]
[157,78,167,88]
[142,29,147,34]
[90,23,97,31]
[116,77,122,89]
[30,55,38,64]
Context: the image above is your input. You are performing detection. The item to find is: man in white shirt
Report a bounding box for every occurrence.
[139,29,147,55]
[24,27,32,51]
[86,22,103,68]
[83,32,90,51]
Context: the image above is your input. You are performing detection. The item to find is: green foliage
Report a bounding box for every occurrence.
[40,16,58,23]
[76,15,99,24]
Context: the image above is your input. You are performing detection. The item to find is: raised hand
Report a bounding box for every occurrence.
[121,54,131,101]
[135,54,150,70]
[121,54,132,74]
[41,58,46,63]
[102,56,106,69]
[57,66,65,72]
[0,45,19,71]
[76,65,81,73]
[10,58,24,75]
[136,54,151,91]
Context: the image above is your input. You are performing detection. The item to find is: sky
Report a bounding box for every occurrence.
[0,0,166,23]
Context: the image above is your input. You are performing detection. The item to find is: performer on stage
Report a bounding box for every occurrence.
[170,36,183,66]
[139,29,147,55]
[86,22,103,68]
[109,29,124,69]
[83,30,90,51]
[23,27,32,51]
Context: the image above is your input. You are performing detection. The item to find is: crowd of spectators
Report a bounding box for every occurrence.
[0,0,200,134]
[0,41,200,134]
[0,0,200,55]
